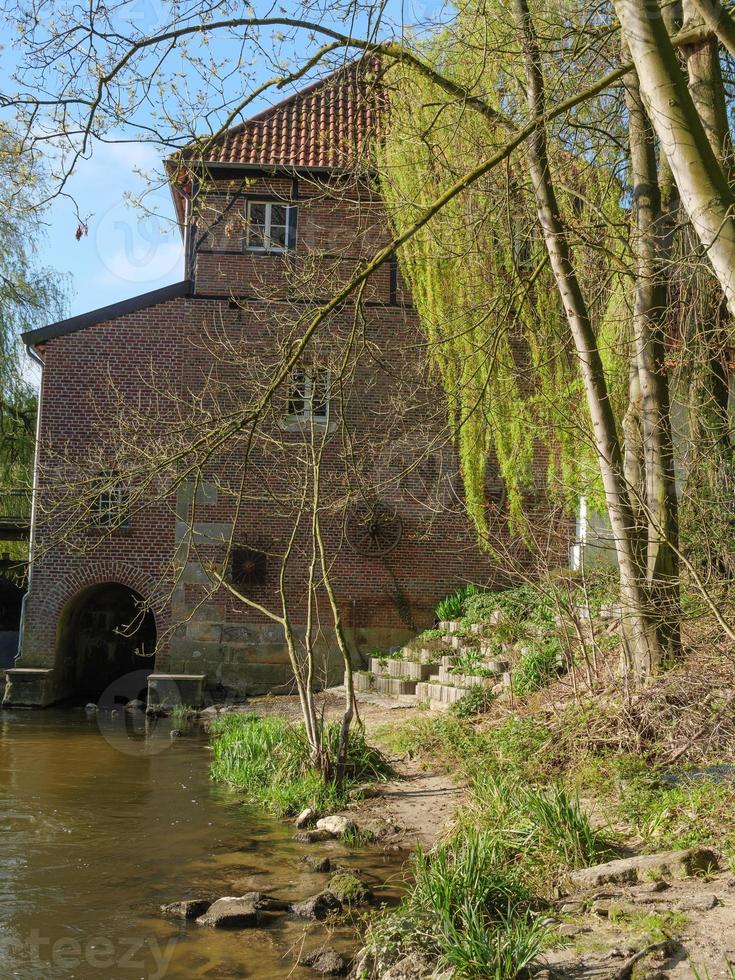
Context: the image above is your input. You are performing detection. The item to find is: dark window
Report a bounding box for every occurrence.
[286,369,330,422]
[95,484,131,529]
[245,201,294,252]
[230,547,267,587]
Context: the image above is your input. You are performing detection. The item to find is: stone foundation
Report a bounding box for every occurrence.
[3,668,57,707]
[147,673,206,708]
[166,623,416,699]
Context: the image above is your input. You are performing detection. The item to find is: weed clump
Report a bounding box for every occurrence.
[210,714,392,817]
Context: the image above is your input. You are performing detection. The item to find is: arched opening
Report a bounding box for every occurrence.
[0,574,25,669]
[57,583,156,701]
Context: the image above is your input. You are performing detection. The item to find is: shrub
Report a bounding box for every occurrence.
[210,714,392,817]
[451,685,496,719]
[435,583,482,621]
[512,637,562,696]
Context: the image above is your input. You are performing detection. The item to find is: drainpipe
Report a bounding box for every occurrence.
[16,343,45,664]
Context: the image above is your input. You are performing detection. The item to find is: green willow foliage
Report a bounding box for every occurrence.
[0,127,67,480]
[377,1,630,541]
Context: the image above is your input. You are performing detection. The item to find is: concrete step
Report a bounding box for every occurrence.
[416,680,472,705]
[351,671,418,701]
[436,667,496,688]
[374,675,418,697]
[369,657,436,681]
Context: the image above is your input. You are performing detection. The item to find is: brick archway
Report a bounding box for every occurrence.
[25,560,169,680]
[52,571,161,700]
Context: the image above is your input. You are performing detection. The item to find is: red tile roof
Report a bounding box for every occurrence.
[203,57,385,170]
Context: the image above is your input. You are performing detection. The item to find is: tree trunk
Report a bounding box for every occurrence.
[614,0,735,315]
[511,0,666,679]
[624,63,681,662]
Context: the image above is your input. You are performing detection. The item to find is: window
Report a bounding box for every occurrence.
[287,370,330,423]
[95,484,131,529]
[245,201,294,252]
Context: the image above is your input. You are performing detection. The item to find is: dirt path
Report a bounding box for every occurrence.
[244,689,464,850]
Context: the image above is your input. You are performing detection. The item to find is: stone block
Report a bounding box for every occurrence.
[186,622,222,644]
[3,668,57,707]
[566,848,719,891]
[148,673,206,708]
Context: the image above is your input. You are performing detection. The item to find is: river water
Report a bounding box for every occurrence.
[0,708,401,979]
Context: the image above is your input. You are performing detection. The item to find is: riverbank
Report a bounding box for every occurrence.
[217,689,466,850]
[194,580,735,978]
[205,658,735,978]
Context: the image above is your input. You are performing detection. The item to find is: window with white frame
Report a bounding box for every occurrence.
[245,201,294,252]
[95,483,131,529]
[287,370,330,423]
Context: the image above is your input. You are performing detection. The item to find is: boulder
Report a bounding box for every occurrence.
[299,947,348,976]
[196,891,288,928]
[304,855,336,874]
[327,872,373,905]
[379,952,434,978]
[291,892,343,921]
[160,898,211,919]
[676,892,718,912]
[316,815,355,837]
[565,848,718,891]
[294,829,336,844]
[295,807,316,829]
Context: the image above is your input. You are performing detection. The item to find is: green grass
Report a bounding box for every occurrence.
[464,773,612,890]
[436,583,482,621]
[607,904,687,941]
[366,829,551,978]
[365,769,610,977]
[171,703,199,731]
[209,713,392,817]
[512,637,562,696]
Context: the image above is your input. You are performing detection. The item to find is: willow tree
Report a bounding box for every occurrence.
[0,129,66,481]
[379,0,687,678]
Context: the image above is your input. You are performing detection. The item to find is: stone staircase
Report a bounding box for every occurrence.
[351,619,512,711]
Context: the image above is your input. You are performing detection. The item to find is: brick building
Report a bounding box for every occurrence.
[6,60,550,707]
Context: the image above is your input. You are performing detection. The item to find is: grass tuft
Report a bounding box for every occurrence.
[210,713,392,817]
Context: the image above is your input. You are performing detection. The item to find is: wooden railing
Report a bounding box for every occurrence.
[0,490,32,532]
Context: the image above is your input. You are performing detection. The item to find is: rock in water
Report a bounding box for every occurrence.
[299,947,348,975]
[195,892,287,928]
[295,807,316,829]
[160,899,211,919]
[294,829,335,844]
[315,815,355,837]
[303,855,336,873]
[291,892,342,920]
